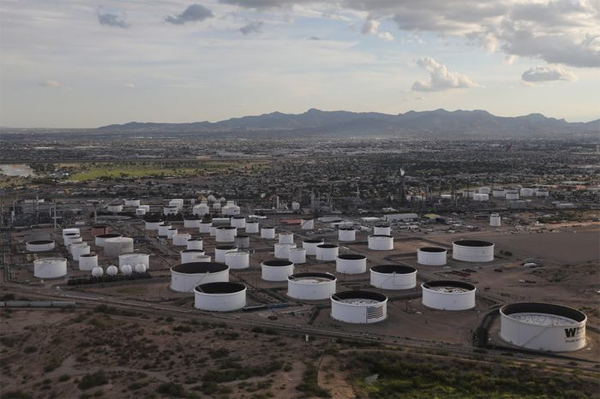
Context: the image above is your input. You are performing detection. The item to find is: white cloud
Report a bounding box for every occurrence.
[521,66,577,82]
[412,57,479,92]
[378,31,394,41]
[39,80,60,88]
[361,17,379,35]
[165,4,214,25]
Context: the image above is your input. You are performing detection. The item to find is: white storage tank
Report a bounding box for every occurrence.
[169,198,184,209]
[536,190,550,197]
[261,260,294,281]
[505,190,519,200]
[261,226,276,239]
[473,193,489,202]
[330,291,387,324]
[231,216,246,229]
[303,239,324,256]
[490,213,502,227]
[138,205,150,212]
[373,224,391,236]
[64,234,82,247]
[417,247,447,266]
[95,233,122,247]
[184,217,202,228]
[278,232,294,244]
[301,218,314,230]
[173,233,192,246]
[187,238,203,250]
[193,203,210,216]
[338,227,356,242]
[275,243,297,259]
[225,251,250,269]
[120,264,133,276]
[119,253,150,269]
[500,303,587,352]
[71,243,91,260]
[316,244,339,261]
[214,245,237,263]
[194,282,246,312]
[180,249,206,263]
[157,223,171,237]
[478,187,491,195]
[222,201,241,216]
[124,199,141,207]
[336,254,367,274]
[79,253,98,271]
[62,228,80,241]
[136,208,147,216]
[368,235,394,251]
[107,204,123,213]
[370,265,416,290]
[520,188,535,197]
[145,220,162,230]
[34,258,67,279]
[92,266,104,277]
[210,226,218,237]
[492,189,507,198]
[104,237,135,257]
[287,272,336,300]
[421,280,476,310]
[26,240,56,252]
[134,263,147,273]
[245,220,260,233]
[199,220,212,234]
[216,226,237,243]
[166,227,178,239]
[291,201,301,211]
[288,248,306,264]
[452,240,494,262]
[234,234,250,249]
[106,265,119,276]
[170,262,229,293]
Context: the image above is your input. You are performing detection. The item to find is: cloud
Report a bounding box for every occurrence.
[378,31,394,41]
[98,12,130,29]
[219,0,294,9]
[39,80,60,88]
[165,4,214,25]
[240,21,263,35]
[124,83,136,89]
[521,66,577,82]
[412,57,478,92]
[361,17,379,35]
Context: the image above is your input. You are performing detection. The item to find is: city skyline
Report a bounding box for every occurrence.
[1,0,599,128]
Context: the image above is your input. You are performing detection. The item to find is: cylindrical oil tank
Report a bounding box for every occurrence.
[278,232,294,244]
[287,272,336,300]
[261,260,294,281]
[536,190,550,197]
[199,220,212,234]
[136,208,147,216]
[138,205,150,212]
[330,291,387,324]
[499,303,587,352]
[292,201,301,211]
[104,237,134,257]
[91,225,109,237]
[170,262,229,293]
[163,206,179,216]
[479,187,491,195]
[421,280,476,310]
[184,217,202,228]
[234,234,250,249]
[493,190,506,198]
[71,243,90,260]
[317,244,339,261]
[194,282,246,312]
[193,203,210,216]
[124,199,141,207]
[373,224,391,236]
[64,234,82,248]
[34,258,67,279]
[26,240,55,252]
[212,202,221,210]
[301,218,314,230]
[107,204,123,213]
[473,193,489,202]
[79,253,98,270]
[370,265,416,290]
[209,225,218,237]
[118,253,150,269]
[417,247,447,266]
[338,227,356,242]
[166,227,178,239]
[145,220,162,230]
[452,240,494,262]
[288,248,306,264]
[506,190,519,200]
[95,233,122,247]
[490,213,502,227]
[303,239,324,256]
[336,254,367,274]
[62,228,80,241]
[520,188,534,197]
[173,233,192,246]
[216,226,237,243]
[368,235,394,251]
[225,251,250,269]
[231,216,246,229]
[275,243,297,259]
[157,223,171,237]
[215,245,238,263]
[245,220,260,233]
[187,238,203,250]
[181,249,207,264]
[261,226,276,239]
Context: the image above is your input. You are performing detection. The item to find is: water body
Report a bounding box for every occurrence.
[0,164,35,177]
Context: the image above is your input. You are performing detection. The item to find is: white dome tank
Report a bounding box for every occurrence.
[215,245,237,263]
[92,266,104,277]
[134,263,147,273]
[225,251,250,269]
[287,272,336,300]
[79,253,98,271]
[370,265,416,290]
[120,264,133,275]
[170,262,230,293]
[119,253,150,269]
[336,254,367,274]
[368,235,394,251]
[316,244,339,261]
[330,291,387,324]
[288,248,306,264]
[261,260,294,282]
[302,239,324,256]
[106,265,119,276]
[417,247,447,266]
[194,282,246,312]
[34,258,67,279]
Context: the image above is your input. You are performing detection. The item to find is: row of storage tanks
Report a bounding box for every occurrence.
[462,187,550,202]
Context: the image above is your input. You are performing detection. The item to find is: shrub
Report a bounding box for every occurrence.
[78,371,109,390]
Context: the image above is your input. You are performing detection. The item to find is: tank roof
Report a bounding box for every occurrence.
[262,260,293,267]
[419,247,446,253]
[422,280,476,292]
[332,290,387,302]
[371,265,416,274]
[195,282,245,294]
[289,272,336,281]
[216,245,237,250]
[501,303,586,323]
[317,244,339,248]
[453,240,493,247]
[172,262,228,274]
[303,239,324,243]
[27,240,54,245]
[337,254,366,260]
[96,233,122,238]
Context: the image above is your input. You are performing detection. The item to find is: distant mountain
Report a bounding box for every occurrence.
[98,109,600,138]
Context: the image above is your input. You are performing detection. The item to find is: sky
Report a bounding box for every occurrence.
[1,0,599,128]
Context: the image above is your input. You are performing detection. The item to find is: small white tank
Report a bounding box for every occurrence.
[215,245,237,263]
[166,227,178,239]
[34,258,67,279]
[71,243,91,261]
[275,243,297,259]
[104,237,135,257]
[173,233,192,246]
[199,220,212,233]
[245,220,260,233]
[368,235,394,251]
[336,254,367,274]
[120,264,133,275]
[26,240,56,252]
[184,218,202,228]
[187,238,203,250]
[288,247,306,264]
[79,253,98,271]
[136,208,147,216]
[261,260,294,281]
[216,226,237,243]
[490,213,501,227]
[225,251,250,269]
[92,266,104,277]
[417,247,447,266]
[373,224,391,236]
[316,244,339,261]
[134,263,147,273]
[338,228,356,242]
[158,223,171,237]
[303,239,324,256]
[106,265,119,276]
[261,226,276,239]
[231,216,246,229]
[278,232,294,244]
[181,250,207,264]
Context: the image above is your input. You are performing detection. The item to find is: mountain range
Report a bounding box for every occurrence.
[98,108,599,138]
